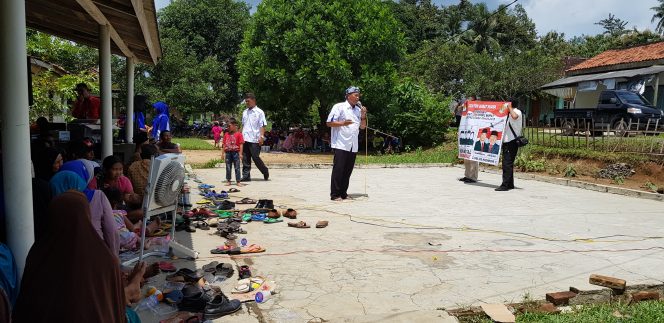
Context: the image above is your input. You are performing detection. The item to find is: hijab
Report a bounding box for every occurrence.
[49,171,86,196]
[32,147,61,181]
[58,160,95,201]
[12,191,126,323]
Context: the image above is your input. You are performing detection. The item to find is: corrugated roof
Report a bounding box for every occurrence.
[542,65,664,90]
[567,41,664,72]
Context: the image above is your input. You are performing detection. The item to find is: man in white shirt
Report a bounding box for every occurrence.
[326,86,367,201]
[240,93,269,181]
[496,100,523,191]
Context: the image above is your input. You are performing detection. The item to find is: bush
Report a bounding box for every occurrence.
[389,79,453,148]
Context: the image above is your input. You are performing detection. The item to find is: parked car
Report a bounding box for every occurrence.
[554,90,664,136]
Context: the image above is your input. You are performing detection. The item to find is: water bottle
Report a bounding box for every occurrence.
[255,291,272,303]
[135,294,159,312]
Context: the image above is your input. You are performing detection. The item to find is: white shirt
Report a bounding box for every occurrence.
[327,101,361,152]
[503,108,523,143]
[241,106,267,143]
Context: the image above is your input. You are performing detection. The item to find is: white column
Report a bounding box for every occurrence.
[126,57,135,143]
[0,0,35,276]
[100,24,113,158]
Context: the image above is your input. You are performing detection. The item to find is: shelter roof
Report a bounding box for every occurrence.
[26,0,161,64]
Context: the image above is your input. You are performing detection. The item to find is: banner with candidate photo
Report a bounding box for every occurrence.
[457,101,510,165]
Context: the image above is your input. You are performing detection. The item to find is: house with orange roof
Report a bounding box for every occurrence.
[541,41,664,113]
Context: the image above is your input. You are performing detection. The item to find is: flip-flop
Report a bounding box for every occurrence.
[228,188,240,193]
[202,261,219,273]
[215,210,234,218]
[210,246,241,255]
[263,218,282,224]
[251,213,267,221]
[195,221,210,230]
[241,213,252,223]
[214,263,234,278]
[159,261,177,272]
[236,198,257,204]
[288,221,310,228]
[316,220,329,228]
[196,199,212,204]
[240,244,265,254]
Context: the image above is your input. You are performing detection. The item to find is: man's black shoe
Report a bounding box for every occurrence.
[458,177,469,182]
[255,199,265,209]
[241,177,251,182]
[264,173,269,180]
[495,186,510,191]
[204,294,242,319]
[462,178,477,183]
[263,199,274,209]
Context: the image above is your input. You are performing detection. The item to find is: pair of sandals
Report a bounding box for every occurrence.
[202,261,235,278]
[210,244,265,254]
[288,220,328,228]
[235,197,256,205]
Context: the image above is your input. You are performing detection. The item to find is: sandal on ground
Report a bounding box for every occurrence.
[147,229,169,237]
[159,261,177,272]
[283,208,297,219]
[240,244,265,254]
[237,265,252,279]
[267,209,280,219]
[316,220,329,228]
[210,246,241,255]
[214,263,234,278]
[236,197,256,204]
[228,188,240,193]
[288,221,310,228]
[202,261,219,273]
[263,218,282,224]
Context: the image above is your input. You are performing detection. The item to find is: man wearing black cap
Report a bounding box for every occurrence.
[326,86,367,201]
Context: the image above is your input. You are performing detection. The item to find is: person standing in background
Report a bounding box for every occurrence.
[240,93,269,181]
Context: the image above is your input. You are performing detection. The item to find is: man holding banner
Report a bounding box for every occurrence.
[495,101,523,191]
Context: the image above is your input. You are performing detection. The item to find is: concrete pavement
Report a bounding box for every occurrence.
[142,165,663,322]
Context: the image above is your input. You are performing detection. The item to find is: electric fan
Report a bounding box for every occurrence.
[123,153,198,267]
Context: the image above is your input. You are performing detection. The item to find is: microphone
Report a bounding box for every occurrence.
[357,101,362,108]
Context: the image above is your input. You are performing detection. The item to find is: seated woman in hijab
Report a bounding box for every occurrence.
[12,191,131,323]
[50,166,119,256]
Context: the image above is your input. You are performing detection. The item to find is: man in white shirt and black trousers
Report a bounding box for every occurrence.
[326,86,367,201]
[496,100,523,191]
[240,93,269,181]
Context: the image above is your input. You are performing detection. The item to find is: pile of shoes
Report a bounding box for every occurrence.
[216,218,247,240]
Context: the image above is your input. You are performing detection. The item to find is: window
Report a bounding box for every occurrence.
[599,92,617,104]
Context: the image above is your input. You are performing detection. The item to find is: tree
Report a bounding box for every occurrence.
[238,0,406,130]
[652,0,664,35]
[136,0,250,115]
[595,13,628,37]
[389,79,452,147]
[26,29,98,74]
[387,0,444,53]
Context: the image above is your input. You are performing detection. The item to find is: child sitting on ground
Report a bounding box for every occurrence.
[102,187,160,251]
[222,118,244,186]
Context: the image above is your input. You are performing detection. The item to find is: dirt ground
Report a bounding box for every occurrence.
[183,149,333,165]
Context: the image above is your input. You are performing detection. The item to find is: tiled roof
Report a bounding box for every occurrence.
[567,41,664,72]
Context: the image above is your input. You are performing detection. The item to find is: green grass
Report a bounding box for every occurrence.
[522,145,653,164]
[518,301,664,322]
[172,137,217,150]
[364,145,458,164]
[191,158,222,169]
[523,128,664,154]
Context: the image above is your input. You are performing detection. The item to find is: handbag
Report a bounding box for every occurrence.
[508,121,529,147]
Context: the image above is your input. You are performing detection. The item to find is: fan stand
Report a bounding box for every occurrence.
[121,159,199,268]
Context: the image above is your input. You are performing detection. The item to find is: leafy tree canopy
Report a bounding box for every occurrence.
[238,0,406,130]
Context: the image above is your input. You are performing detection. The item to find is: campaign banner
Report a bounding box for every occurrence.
[458,101,510,165]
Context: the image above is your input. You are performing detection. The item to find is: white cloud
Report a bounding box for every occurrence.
[518,0,659,38]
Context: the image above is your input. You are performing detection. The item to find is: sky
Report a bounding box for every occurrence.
[155,0,661,38]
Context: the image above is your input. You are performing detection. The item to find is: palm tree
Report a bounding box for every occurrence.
[461,4,505,53]
[651,0,664,35]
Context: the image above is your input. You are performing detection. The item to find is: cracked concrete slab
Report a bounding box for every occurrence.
[141,166,662,322]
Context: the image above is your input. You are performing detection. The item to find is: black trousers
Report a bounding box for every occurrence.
[242,142,269,180]
[330,148,357,199]
[501,140,519,188]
